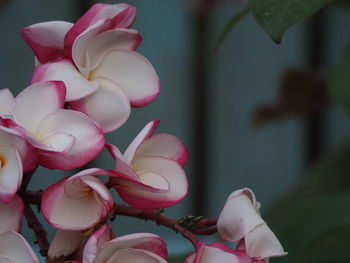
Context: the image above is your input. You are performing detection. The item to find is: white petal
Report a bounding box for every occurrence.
[35,110,105,170]
[217,188,264,242]
[115,156,188,209]
[101,249,167,263]
[134,134,188,167]
[0,126,38,173]
[85,28,142,70]
[31,59,98,101]
[200,246,239,263]
[13,81,66,134]
[0,89,14,117]
[48,230,83,258]
[64,3,136,57]
[0,231,38,263]
[97,233,167,262]
[245,223,287,259]
[0,195,23,232]
[93,50,160,107]
[42,178,103,230]
[70,78,131,133]
[123,120,160,165]
[83,224,112,263]
[0,145,22,203]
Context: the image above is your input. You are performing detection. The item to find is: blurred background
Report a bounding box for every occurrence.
[1,0,350,262]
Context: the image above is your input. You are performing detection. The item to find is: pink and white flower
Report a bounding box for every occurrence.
[184,243,265,263]
[23,3,160,133]
[41,168,114,230]
[0,231,38,263]
[106,120,188,210]
[217,189,286,259]
[0,82,105,170]
[0,195,24,232]
[83,224,168,263]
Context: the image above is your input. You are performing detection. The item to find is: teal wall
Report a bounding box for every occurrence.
[1,0,350,261]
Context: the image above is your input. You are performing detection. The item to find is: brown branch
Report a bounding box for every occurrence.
[113,205,218,250]
[24,203,49,257]
[20,190,42,205]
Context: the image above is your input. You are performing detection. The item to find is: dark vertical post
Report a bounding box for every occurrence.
[191,1,211,215]
[305,11,327,166]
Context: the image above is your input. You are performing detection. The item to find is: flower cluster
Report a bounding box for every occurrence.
[0,3,286,263]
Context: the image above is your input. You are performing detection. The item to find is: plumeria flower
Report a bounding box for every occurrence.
[83,224,168,263]
[0,195,23,232]
[0,231,39,263]
[106,120,188,210]
[21,3,136,64]
[41,168,114,230]
[0,82,105,170]
[217,188,286,259]
[184,243,265,263]
[23,3,160,133]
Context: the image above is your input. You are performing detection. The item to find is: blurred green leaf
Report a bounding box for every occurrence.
[330,45,350,112]
[266,143,350,263]
[248,0,334,43]
[268,193,350,263]
[300,223,350,263]
[215,7,250,51]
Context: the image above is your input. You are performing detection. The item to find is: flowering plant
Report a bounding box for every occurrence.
[0,3,286,263]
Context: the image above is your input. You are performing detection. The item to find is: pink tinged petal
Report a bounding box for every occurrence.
[106,144,138,180]
[70,78,131,133]
[13,81,66,134]
[244,223,287,259]
[42,175,110,230]
[217,188,264,242]
[31,59,98,101]
[123,120,160,165]
[48,230,83,259]
[134,134,188,167]
[85,28,142,70]
[64,3,136,57]
[35,109,105,170]
[93,50,160,107]
[100,248,167,263]
[116,156,188,209]
[0,195,24,232]
[0,127,38,173]
[0,89,14,117]
[0,145,22,203]
[71,19,106,73]
[199,246,240,263]
[0,231,39,263]
[97,233,167,263]
[21,21,73,64]
[83,224,112,263]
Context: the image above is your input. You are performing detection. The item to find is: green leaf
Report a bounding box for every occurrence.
[266,143,350,263]
[215,7,250,51]
[330,45,350,113]
[267,192,350,263]
[248,0,334,43]
[300,223,350,263]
